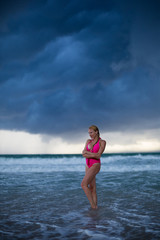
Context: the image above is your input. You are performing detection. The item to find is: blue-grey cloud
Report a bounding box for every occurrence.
[0,0,160,138]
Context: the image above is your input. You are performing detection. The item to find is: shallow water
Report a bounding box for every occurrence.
[0,153,160,239]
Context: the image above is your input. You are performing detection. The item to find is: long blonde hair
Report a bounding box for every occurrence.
[89,125,100,138]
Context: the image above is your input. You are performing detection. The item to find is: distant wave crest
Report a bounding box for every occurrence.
[0,153,160,173]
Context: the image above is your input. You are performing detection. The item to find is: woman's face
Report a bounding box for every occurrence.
[88,128,97,139]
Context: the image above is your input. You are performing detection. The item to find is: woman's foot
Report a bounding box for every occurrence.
[91,203,98,209]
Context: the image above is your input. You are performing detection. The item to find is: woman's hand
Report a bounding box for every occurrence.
[82,150,101,159]
[82,150,92,158]
[82,150,89,158]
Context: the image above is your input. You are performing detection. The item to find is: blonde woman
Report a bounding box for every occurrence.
[81,125,106,209]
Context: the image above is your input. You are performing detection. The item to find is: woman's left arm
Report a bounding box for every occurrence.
[82,140,106,159]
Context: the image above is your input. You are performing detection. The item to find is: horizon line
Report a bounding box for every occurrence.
[0,151,160,156]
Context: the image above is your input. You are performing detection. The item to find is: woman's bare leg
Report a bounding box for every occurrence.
[90,177,97,206]
[81,163,100,209]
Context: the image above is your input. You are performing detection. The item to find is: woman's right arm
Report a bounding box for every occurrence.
[82,139,90,155]
[82,139,106,159]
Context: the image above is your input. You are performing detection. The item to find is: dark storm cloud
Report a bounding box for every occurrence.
[0,0,160,138]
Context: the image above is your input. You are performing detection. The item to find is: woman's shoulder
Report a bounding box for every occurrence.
[85,139,91,145]
[99,138,106,145]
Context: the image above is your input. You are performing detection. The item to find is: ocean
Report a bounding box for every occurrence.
[0,153,160,240]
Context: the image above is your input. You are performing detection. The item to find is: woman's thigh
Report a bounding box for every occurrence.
[85,165,89,175]
[83,163,100,185]
[90,176,96,190]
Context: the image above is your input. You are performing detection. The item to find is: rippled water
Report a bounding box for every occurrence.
[0,153,160,239]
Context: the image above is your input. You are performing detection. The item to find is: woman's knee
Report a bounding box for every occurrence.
[81,179,87,189]
[90,184,96,193]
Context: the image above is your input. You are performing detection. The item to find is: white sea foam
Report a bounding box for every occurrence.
[1,155,160,240]
[0,153,160,172]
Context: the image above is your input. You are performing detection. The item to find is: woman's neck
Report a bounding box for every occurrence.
[92,136,99,142]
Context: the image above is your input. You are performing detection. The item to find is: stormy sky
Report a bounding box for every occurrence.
[0,0,160,153]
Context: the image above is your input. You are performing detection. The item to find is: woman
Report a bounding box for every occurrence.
[81,125,106,209]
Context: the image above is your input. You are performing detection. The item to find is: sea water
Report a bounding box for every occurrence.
[0,153,160,239]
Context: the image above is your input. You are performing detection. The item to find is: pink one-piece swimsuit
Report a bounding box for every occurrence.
[86,138,101,168]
